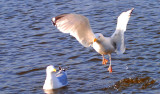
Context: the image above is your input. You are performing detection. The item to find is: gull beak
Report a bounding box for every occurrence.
[53,68,56,72]
[94,38,98,42]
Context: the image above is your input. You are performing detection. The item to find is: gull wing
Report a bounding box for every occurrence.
[52,14,95,47]
[56,71,68,86]
[111,8,134,54]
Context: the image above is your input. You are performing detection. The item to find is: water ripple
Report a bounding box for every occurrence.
[0,0,160,94]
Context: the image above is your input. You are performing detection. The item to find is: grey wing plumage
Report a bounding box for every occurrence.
[56,71,68,86]
[111,30,125,54]
[111,8,134,54]
[52,14,95,47]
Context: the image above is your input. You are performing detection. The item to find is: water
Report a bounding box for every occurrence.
[0,0,160,94]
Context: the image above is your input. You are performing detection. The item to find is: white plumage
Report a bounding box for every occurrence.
[43,65,68,90]
[52,8,134,72]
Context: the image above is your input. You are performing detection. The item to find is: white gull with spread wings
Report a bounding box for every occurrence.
[52,8,134,73]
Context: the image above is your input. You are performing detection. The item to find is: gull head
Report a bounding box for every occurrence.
[46,65,57,73]
[116,8,134,31]
[94,33,104,42]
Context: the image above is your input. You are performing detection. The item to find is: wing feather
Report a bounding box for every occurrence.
[111,8,134,54]
[52,14,95,47]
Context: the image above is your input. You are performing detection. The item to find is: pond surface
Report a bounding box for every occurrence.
[0,0,160,94]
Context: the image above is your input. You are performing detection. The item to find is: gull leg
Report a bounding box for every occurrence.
[108,54,112,73]
[102,55,108,65]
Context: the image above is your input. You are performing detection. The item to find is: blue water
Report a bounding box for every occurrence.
[0,0,159,94]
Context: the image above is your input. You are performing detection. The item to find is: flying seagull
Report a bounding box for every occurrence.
[52,8,134,73]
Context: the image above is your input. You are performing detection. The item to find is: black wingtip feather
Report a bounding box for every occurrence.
[52,13,69,26]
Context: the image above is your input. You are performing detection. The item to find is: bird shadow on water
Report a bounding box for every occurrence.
[101,76,158,93]
[43,86,68,94]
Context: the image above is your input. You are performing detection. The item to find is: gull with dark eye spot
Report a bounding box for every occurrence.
[52,8,134,73]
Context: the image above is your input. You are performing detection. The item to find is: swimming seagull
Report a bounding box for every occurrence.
[43,65,68,90]
[52,8,134,73]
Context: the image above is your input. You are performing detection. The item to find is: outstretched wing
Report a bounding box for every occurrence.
[52,14,95,47]
[111,8,134,54]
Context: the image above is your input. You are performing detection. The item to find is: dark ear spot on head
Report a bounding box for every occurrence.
[59,66,62,70]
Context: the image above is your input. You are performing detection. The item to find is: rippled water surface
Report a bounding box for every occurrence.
[0,0,160,94]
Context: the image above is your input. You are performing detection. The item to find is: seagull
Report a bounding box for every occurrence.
[43,65,68,90]
[52,8,134,73]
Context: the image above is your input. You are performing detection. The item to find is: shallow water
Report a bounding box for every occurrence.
[0,0,160,94]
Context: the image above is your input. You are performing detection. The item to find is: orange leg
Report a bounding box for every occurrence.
[102,55,108,65]
[108,65,112,73]
[108,54,112,73]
